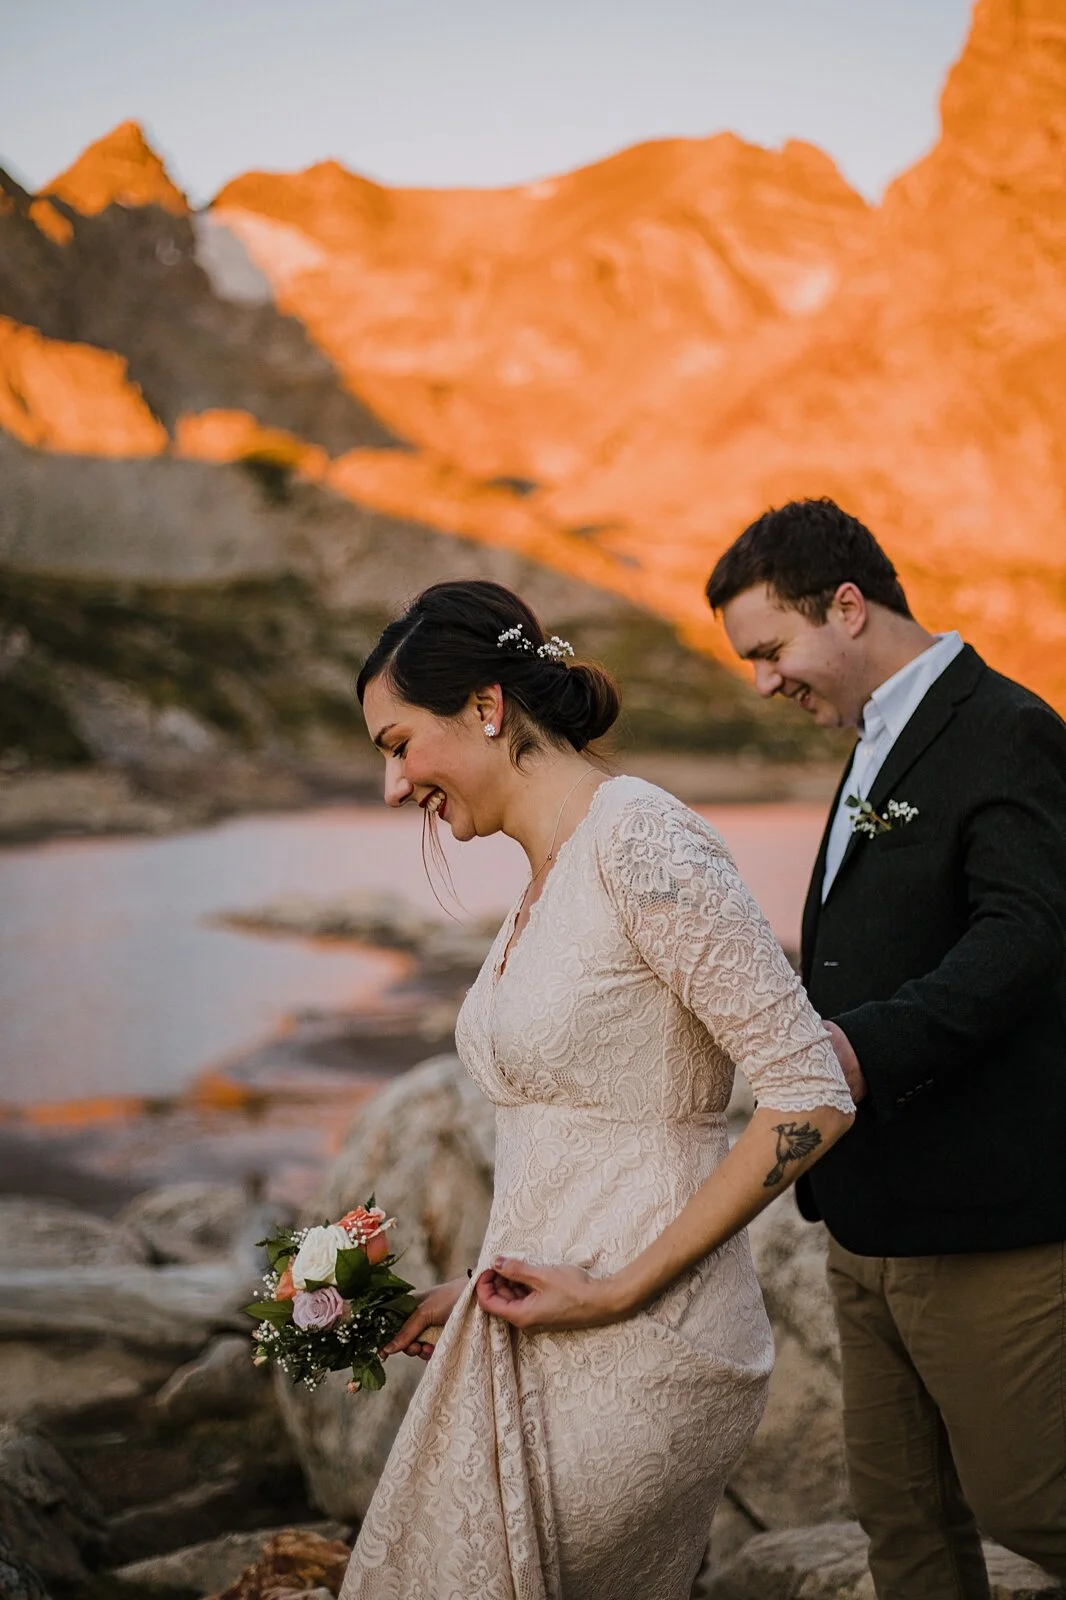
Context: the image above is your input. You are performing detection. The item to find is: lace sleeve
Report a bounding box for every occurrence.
[602,792,855,1116]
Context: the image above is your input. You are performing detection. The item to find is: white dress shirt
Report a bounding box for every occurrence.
[821,632,965,900]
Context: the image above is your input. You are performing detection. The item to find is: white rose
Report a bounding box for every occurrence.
[290,1224,350,1289]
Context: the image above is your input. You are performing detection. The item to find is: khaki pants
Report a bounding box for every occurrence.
[826,1237,1066,1600]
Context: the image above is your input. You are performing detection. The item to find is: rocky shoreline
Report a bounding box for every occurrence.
[0,749,843,850]
[5,1065,1061,1600]
[4,897,1060,1600]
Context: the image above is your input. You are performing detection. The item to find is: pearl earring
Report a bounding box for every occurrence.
[484,723,497,739]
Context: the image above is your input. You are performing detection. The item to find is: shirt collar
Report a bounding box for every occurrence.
[859,632,963,745]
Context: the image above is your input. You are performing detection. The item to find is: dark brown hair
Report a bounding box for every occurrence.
[706,497,912,621]
[356,579,619,763]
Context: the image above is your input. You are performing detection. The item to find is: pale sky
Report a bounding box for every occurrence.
[4,0,974,206]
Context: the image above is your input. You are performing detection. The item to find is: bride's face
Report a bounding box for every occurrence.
[362,674,504,842]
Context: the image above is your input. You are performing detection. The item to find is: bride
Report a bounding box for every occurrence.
[342,579,853,1600]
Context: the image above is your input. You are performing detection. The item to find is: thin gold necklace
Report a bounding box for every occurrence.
[520,768,596,908]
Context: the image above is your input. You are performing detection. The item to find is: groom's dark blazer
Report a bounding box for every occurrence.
[796,645,1066,1256]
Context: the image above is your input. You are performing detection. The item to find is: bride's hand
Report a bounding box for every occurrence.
[475,1258,622,1332]
[381,1277,467,1361]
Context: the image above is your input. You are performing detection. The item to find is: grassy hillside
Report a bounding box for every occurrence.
[0,566,847,778]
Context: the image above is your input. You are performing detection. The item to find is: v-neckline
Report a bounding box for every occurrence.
[491,775,617,987]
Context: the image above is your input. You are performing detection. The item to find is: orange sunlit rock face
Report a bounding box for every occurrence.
[27,198,73,244]
[213,135,869,487]
[209,0,1066,703]
[175,409,329,481]
[10,0,1066,708]
[0,316,168,456]
[46,118,187,216]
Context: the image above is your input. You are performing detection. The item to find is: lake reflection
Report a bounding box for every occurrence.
[0,798,827,1108]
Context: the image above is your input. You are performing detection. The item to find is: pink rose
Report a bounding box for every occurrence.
[292,1286,347,1331]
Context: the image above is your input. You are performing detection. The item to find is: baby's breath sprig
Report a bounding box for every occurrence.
[497,624,575,661]
[846,794,919,838]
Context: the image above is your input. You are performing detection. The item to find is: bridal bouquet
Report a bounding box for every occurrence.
[243,1201,416,1394]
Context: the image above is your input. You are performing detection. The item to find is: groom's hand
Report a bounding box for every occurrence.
[824,1020,868,1104]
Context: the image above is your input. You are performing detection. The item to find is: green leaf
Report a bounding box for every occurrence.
[242,1298,294,1327]
[381,1293,417,1316]
[302,1277,333,1292]
[369,1268,415,1294]
[351,1356,387,1392]
[260,1232,297,1269]
[334,1246,371,1299]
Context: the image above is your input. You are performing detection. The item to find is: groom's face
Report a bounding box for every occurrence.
[720,583,865,729]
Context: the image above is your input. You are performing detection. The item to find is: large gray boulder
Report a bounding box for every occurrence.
[0,1426,106,1587]
[0,1197,148,1270]
[112,1523,349,1597]
[118,1182,275,1265]
[0,1262,249,1352]
[726,1193,849,1531]
[152,1336,273,1426]
[699,1522,1066,1600]
[699,1522,874,1600]
[2,1187,281,1354]
[277,1053,495,1521]
[0,1339,173,1429]
[0,1530,51,1600]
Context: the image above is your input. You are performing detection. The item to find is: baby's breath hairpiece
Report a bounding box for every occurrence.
[496,624,575,662]
[496,624,534,654]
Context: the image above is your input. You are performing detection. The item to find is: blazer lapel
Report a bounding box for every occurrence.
[825,644,985,904]
[801,758,854,981]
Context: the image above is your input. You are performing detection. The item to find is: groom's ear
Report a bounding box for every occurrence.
[830,583,869,638]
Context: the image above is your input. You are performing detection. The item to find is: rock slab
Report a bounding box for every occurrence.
[700,1522,1066,1600]
[119,1183,270,1265]
[727,1193,849,1531]
[113,1521,349,1596]
[153,1336,272,1425]
[0,1425,106,1586]
[0,1530,50,1600]
[205,1529,352,1600]
[0,1263,248,1350]
[0,1339,173,1428]
[0,1196,148,1269]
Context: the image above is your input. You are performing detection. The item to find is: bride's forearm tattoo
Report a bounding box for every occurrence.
[763,1121,823,1188]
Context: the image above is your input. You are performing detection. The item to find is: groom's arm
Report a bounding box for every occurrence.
[830,703,1066,1122]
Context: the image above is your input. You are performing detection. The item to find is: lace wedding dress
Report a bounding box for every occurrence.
[341,777,852,1600]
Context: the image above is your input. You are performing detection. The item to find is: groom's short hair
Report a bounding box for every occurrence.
[706,497,912,622]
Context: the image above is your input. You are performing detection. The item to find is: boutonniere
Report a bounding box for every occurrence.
[846,795,919,838]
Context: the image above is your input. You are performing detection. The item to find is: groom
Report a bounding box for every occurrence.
[706,498,1066,1599]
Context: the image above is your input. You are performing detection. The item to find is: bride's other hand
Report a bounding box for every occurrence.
[476,1259,622,1331]
[381,1277,467,1361]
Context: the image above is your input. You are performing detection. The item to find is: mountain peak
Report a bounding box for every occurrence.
[44,120,187,217]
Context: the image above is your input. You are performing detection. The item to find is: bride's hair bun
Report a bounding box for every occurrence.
[532,660,619,750]
[356,580,620,756]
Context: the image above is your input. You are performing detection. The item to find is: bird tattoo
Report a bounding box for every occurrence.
[763,1121,823,1188]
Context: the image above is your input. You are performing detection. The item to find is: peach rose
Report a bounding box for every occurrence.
[337,1205,386,1235]
[337,1206,394,1265]
[275,1265,296,1301]
[366,1230,390,1266]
